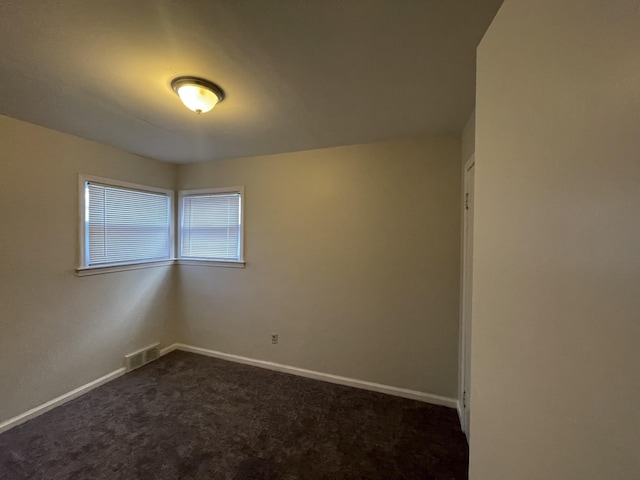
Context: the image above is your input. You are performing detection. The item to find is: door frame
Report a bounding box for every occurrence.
[459,154,475,437]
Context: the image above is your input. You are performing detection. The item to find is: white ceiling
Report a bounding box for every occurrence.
[0,0,503,163]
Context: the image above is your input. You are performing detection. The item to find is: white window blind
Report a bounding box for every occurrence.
[85,182,171,267]
[180,192,242,261]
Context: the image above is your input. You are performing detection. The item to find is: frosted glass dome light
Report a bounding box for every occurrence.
[171,77,225,114]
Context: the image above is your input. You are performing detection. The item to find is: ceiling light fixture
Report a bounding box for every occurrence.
[171,76,225,114]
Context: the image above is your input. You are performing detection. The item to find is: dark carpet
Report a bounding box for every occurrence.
[0,351,468,480]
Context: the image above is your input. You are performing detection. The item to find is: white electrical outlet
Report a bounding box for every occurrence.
[271,333,278,344]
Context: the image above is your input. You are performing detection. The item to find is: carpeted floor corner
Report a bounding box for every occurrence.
[0,351,468,479]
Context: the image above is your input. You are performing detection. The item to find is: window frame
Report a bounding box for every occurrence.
[177,186,245,268]
[77,175,175,276]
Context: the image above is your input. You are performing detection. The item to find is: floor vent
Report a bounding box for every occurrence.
[144,345,159,363]
[125,343,160,372]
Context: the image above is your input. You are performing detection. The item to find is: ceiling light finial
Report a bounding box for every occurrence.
[171,76,225,114]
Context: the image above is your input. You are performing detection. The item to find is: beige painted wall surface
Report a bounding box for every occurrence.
[0,115,178,423]
[177,135,462,397]
[461,110,475,163]
[471,1,640,479]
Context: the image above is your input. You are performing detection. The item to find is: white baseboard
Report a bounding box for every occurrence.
[161,343,459,410]
[0,344,458,435]
[159,343,180,356]
[0,367,126,434]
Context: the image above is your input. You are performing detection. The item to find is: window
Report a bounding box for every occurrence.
[78,176,173,273]
[178,187,244,266]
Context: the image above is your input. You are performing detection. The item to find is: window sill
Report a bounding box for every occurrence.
[76,260,175,277]
[76,258,245,276]
[177,259,245,269]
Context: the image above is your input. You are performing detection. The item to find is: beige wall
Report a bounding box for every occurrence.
[0,119,462,425]
[0,115,178,423]
[176,135,462,397]
[471,1,640,478]
[461,110,475,163]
